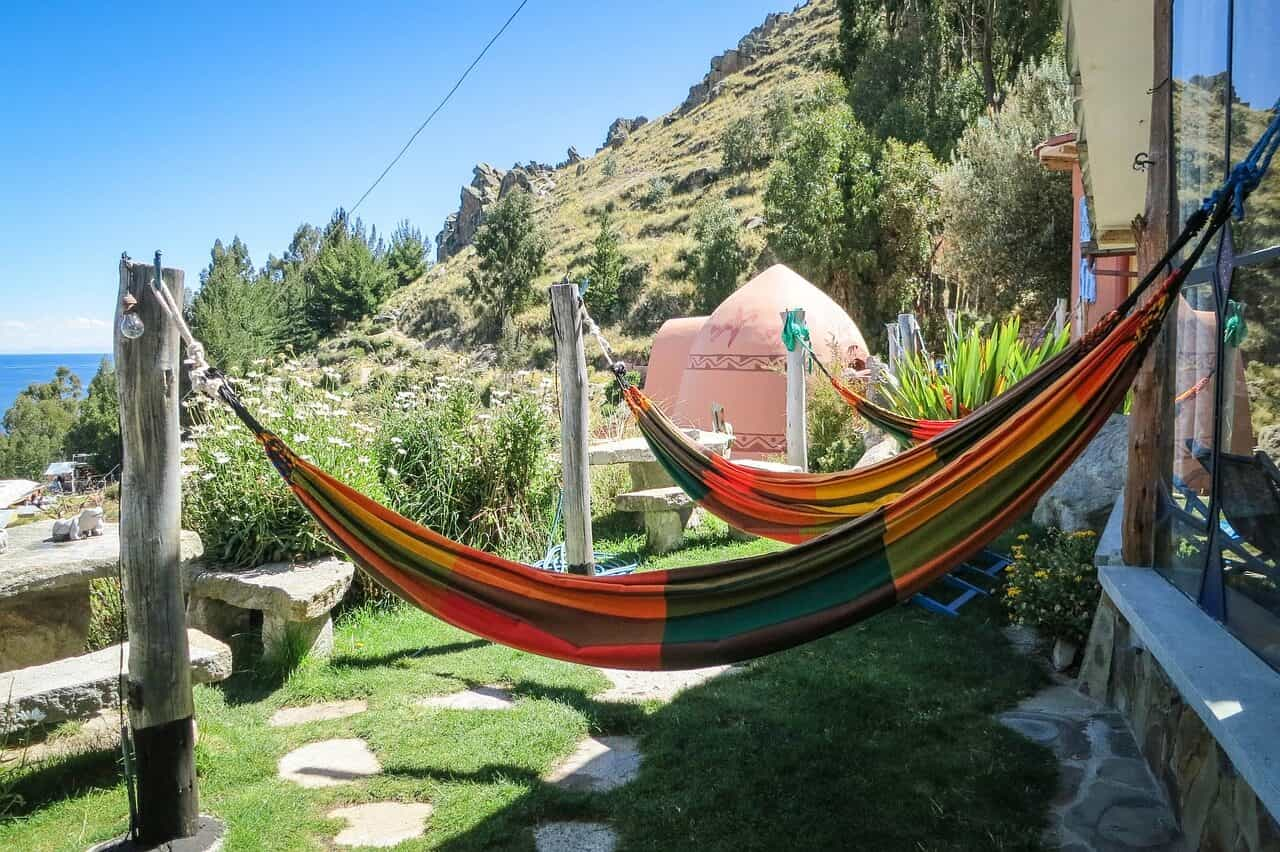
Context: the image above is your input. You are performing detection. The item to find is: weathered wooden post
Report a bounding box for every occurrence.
[549,282,594,576]
[781,309,808,471]
[1054,298,1068,337]
[114,254,202,845]
[898,313,922,358]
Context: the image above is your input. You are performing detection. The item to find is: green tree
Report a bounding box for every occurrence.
[721,114,772,174]
[587,208,626,321]
[689,197,748,312]
[188,237,288,372]
[65,358,121,475]
[386,220,429,287]
[304,210,395,334]
[466,190,549,337]
[940,56,1072,317]
[0,367,82,479]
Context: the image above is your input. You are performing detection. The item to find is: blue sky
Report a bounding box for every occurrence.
[0,0,791,354]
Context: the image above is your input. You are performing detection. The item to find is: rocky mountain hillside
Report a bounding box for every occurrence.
[365,0,839,366]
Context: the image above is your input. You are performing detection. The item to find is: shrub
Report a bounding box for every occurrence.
[689,197,748,312]
[86,577,125,652]
[721,114,772,173]
[1003,527,1101,646]
[66,359,121,476]
[587,208,626,322]
[642,176,672,210]
[386,219,429,287]
[304,212,395,334]
[878,315,1070,420]
[601,156,619,178]
[808,371,867,473]
[182,363,388,568]
[375,374,558,560]
[625,284,694,335]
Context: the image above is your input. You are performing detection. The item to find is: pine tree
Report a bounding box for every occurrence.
[587,208,626,322]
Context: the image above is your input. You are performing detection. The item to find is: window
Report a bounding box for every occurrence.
[1160,0,1280,670]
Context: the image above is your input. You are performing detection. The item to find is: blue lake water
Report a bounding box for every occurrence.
[0,353,111,422]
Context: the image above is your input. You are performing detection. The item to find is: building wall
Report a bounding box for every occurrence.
[1080,592,1280,851]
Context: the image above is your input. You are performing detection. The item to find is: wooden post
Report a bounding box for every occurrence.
[782,309,808,471]
[1123,0,1177,567]
[549,283,594,576]
[897,313,921,358]
[1054,298,1068,337]
[115,255,200,844]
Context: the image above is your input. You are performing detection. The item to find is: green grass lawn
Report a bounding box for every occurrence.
[0,522,1056,851]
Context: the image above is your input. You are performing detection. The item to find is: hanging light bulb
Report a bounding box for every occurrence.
[119,293,145,340]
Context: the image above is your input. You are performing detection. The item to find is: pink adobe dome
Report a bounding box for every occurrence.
[642,316,708,413]
[672,264,868,459]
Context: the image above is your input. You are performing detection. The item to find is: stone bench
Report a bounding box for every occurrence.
[724,459,804,541]
[0,628,231,730]
[187,557,354,661]
[615,487,695,554]
[0,522,204,672]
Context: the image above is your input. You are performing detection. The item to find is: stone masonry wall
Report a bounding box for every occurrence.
[1079,592,1280,851]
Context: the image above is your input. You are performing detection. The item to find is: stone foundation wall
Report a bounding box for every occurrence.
[1080,592,1280,851]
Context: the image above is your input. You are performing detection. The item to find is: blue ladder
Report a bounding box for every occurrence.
[912,549,1012,617]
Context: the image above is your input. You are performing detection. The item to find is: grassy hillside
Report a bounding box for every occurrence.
[356,0,840,371]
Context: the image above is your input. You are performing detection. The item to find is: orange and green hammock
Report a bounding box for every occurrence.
[194,197,1228,672]
[617,207,1214,544]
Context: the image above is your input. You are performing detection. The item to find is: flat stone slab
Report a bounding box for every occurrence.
[190,556,353,621]
[0,628,231,729]
[269,699,368,728]
[589,432,730,466]
[596,666,733,702]
[0,523,203,599]
[545,736,641,793]
[534,822,619,852]
[3,709,121,764]
[278,738,381,788]
[328,802,433,848]
[416,685,515,710]
[614,487,693,513]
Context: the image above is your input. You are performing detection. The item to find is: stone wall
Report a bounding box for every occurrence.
[1079,592,1280,850]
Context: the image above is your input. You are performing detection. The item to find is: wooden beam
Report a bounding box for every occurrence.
[782,309,808,471]
[1123,0,1177,568]
[549,283,594,575]
[115,255,200,843]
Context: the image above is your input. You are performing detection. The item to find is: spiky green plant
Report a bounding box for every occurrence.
[878,315,1069,421]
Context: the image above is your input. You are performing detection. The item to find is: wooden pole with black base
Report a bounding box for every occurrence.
[93,255,223,851]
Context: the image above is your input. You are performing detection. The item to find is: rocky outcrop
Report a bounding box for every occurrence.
[436,161,560,262]
[1033,414,1128,533]
[603,116,648,150]
[679,4,806,113]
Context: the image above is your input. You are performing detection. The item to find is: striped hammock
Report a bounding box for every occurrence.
[621,208,1214,543]
[203,200,1223,672]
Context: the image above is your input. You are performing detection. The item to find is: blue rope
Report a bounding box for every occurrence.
[1202,99,1280,219]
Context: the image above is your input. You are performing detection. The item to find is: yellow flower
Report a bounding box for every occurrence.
[1016,533,1030,541]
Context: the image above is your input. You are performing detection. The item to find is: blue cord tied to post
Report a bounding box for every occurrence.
[1202,98,1280,219]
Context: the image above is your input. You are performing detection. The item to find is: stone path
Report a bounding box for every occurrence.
[416,685,515,710]
[328,802,433,848]
[595,666,733,702]
[277,738,382,789]
[545,736,642,793]
[998,685,1182,850]
[534,822,619,852]
[269,699,367,728]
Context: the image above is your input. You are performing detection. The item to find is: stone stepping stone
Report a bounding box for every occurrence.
[328,802,433,848]
[278,738,381,788]
[269,698,368,727]
[596,665,733,703]
[416,685,514,710]
[545,736,641,793]
[534,821,619,852]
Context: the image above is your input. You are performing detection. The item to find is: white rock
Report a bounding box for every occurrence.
[853,436,901,470]
[1052,637,1079,672]
[416,686,515,710]
[278,738,381,788]
[596,666,734,703]
[534,822,619,852]
[269,699,368,728]
[545,736,642,793]
[328,802,433,848]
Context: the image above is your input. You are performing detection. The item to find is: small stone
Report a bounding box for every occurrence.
[545,736,641,793]
[328,802,432,848]
[269,699,368,728]
[534,822,619,852]
[278,738,381,788]
[416,686,514,710]
[1052,637,1079,671]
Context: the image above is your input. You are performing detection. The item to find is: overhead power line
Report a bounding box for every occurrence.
[349,0,531,215]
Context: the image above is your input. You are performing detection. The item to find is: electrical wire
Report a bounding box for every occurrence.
[348,0,531,216]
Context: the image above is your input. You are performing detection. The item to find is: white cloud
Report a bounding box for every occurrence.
[0,320,27,330]
[0,314,113,354]
[62,317,110,330]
